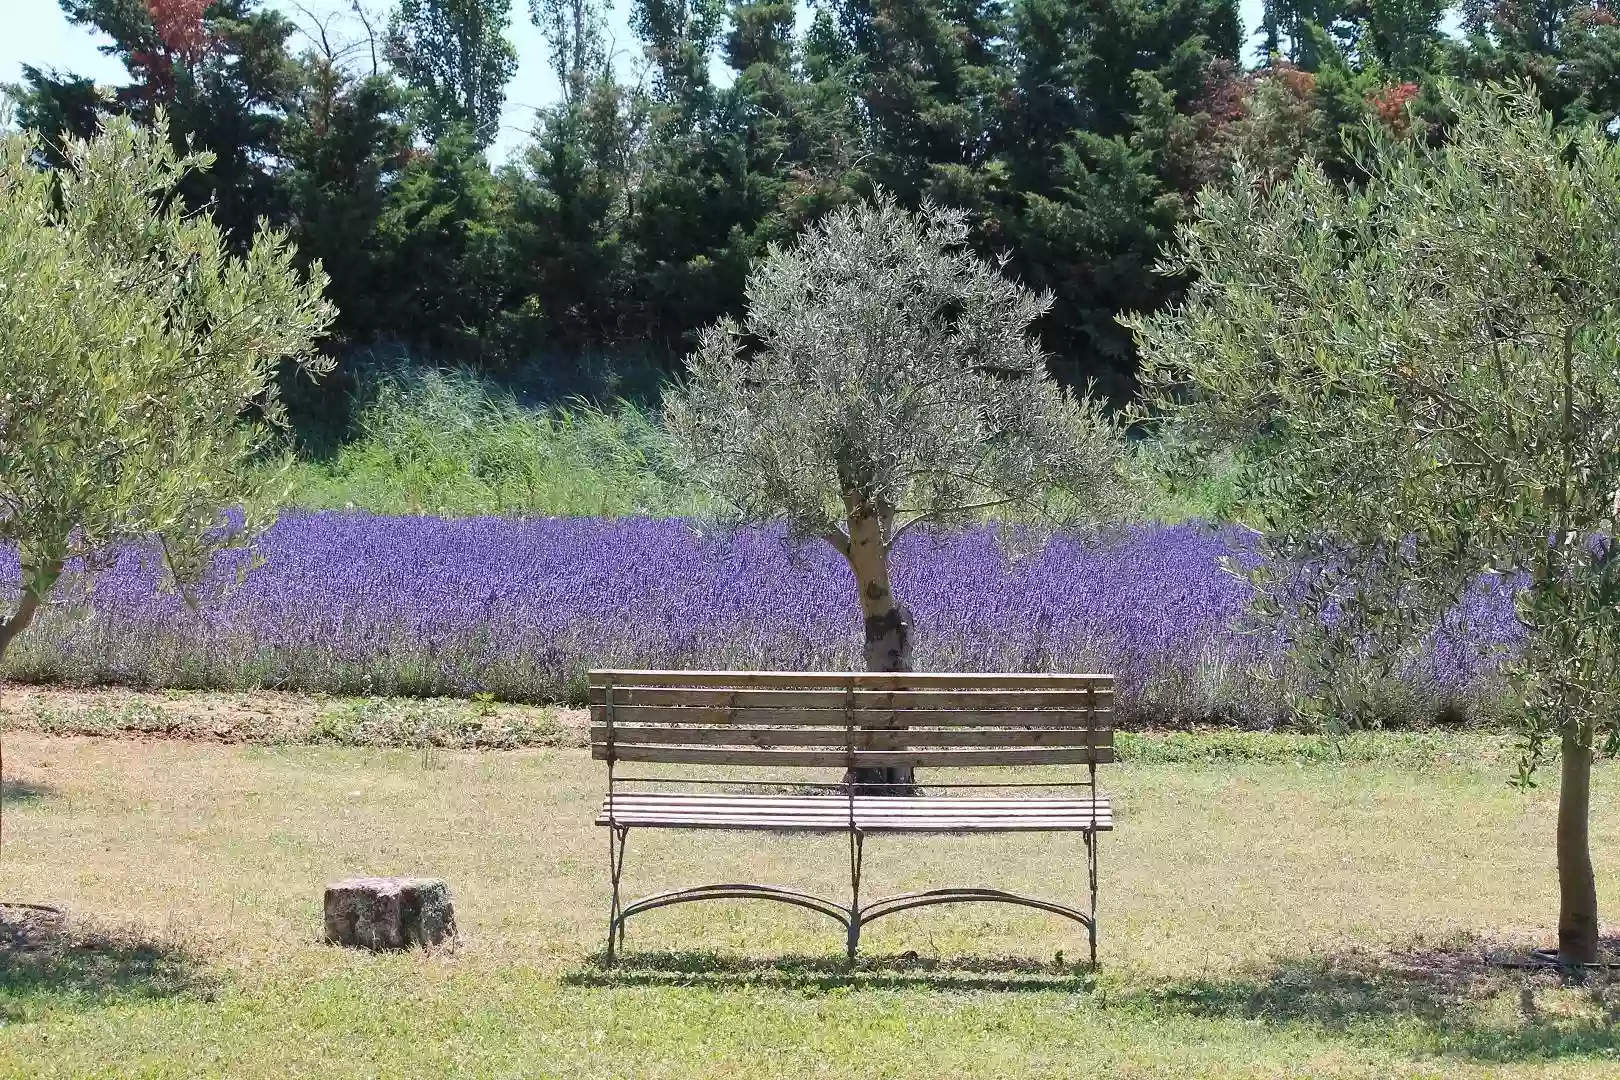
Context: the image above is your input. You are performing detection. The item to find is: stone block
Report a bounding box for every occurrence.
[323,877,455,950]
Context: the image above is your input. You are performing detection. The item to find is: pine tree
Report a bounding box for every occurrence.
[281,20,416,345]
[386,0,518,148]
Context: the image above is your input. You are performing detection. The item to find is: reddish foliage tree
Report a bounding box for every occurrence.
[130,0,214,99]
[1370,82,1421,135]
[1163,59,1259,197]
[149,0,212,60]
[1275,65,1317,100]
[1194,58,1255,127]
[1570,3,1619,27]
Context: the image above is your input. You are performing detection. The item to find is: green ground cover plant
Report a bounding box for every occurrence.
[0,685,574,749]
[273,361,1220,523]
[279,366,700,518]
[0,685,1510,764]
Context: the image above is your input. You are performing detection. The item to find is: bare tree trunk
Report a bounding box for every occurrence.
[1557,721,1600,964]
[0,580,49,857]
[841,501,917,795]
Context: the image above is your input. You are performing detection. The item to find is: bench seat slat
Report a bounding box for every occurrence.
[604,795,1107,808]
[609,803,1114,809]
[603,803,1110,815]
[601,813,1114,825]
[600,809,1112,820]
[593,794,1115,812]
[592,746,1116,766]
[590,725,1112,749]
[596,819,1110,833]
[589,687,1112,709]
[603,807,1114,819]
[590,705,1110,727]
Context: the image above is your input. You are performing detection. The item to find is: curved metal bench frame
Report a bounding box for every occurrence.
[606,826,1100,964]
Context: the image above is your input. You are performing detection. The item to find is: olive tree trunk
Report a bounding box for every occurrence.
[0,571,54,854]
[0,586,43,667]
[1557,721,1600,964]
[839,501,917,796]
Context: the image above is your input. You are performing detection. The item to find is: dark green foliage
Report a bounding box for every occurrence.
[497,81,638,354]
[983,0,1243,391]
[16,0,1620,416]
[281,52,414,345]
[830,0,1008,198]
[1260,0,1446,72]
[725,1,795,70]
[11,66,104,165]
[371,127,508,360]
[1346,0,1449,75]
[530,0,611,103]
[1454,1,1620,127]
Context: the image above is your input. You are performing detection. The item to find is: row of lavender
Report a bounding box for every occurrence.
[0,512,1523,725]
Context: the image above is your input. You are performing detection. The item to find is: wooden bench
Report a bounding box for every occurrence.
[591,669,1116,965]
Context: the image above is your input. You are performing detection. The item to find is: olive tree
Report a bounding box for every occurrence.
[0,114,334,668]
[666,194,1129,791]
[1129,84,1619,963]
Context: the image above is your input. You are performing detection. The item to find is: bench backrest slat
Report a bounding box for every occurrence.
[590,706,1108,727]
[600,746,1114,767]
[588,724,1112,748]
[591,669,1110,689]
[591,670,1115,770]
[588,687,1111,710]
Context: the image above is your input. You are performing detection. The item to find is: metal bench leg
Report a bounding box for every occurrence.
[1086,831,1098,968]
[846,830,865,964]
[606,825,629,965]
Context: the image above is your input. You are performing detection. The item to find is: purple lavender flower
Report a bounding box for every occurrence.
[0,512,1521,724]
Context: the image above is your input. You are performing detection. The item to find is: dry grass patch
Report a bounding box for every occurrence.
[0,714,1616,1077]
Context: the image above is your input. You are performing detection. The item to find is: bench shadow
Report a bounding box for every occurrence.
[0,905,214,1018]
[572,938,1620,1062]
[1129,937,1620,1064]
[564,949,1096,993]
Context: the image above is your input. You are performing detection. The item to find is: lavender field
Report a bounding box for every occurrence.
[0,512,1522,726]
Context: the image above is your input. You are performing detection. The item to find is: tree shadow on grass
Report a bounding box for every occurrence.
[1127,936,1620,1065]
[0,905,214,1019]
[564,949,1096,993]
[0,777,51,803]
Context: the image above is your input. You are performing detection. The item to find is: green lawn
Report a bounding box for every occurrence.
[1,711,1617,1078]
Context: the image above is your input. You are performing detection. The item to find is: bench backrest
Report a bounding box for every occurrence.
[589,670,1115,770]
